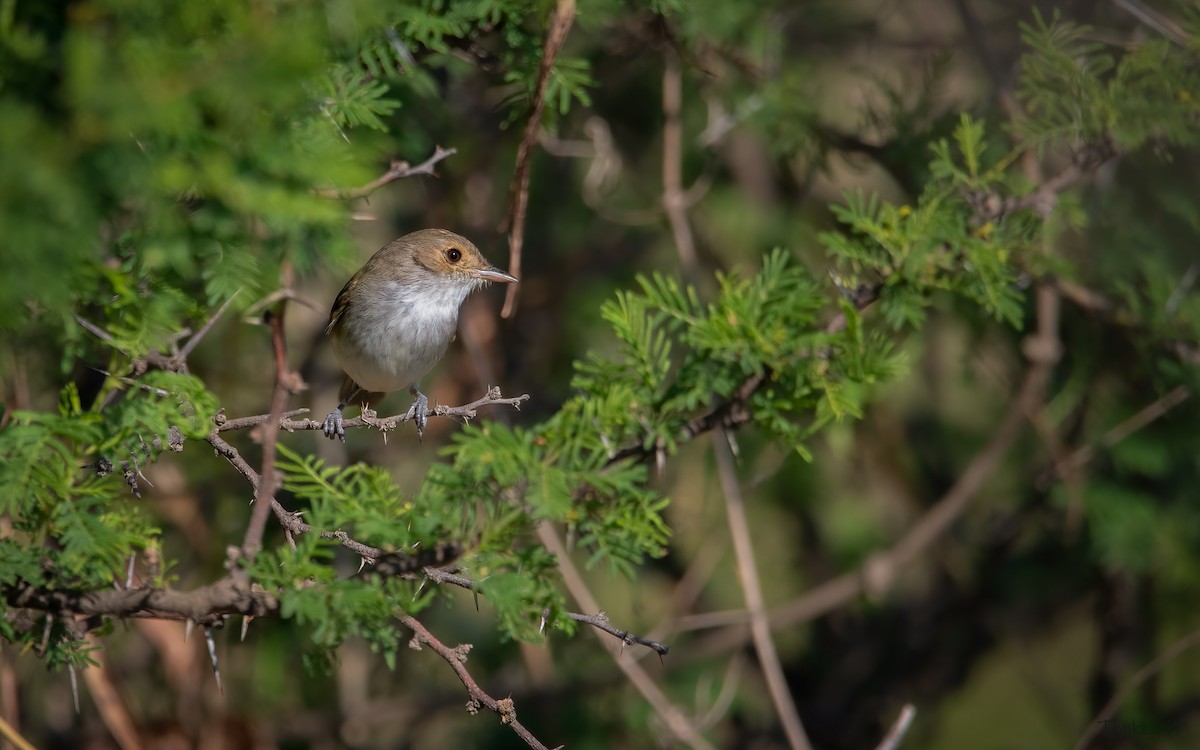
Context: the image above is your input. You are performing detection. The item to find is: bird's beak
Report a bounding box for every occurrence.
[472,265,518,284]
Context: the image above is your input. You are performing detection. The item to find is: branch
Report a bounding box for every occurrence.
[240,305,294,560]
[398,614,554,750]
[500,0,577,318]
[1075,624,1200,749]
[564,611,671,658]
[312,146,456,200]
[875,704,917,750]
[216,388,529,435]
[3,577,277,628]
[417,567,671,656]
[661,51,699,282]
[714,433,812,750]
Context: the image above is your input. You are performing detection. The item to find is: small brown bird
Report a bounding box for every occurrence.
[322,229,516,441]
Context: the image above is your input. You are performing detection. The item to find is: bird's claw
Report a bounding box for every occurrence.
[322,409,346,443]
[405,392,429,440]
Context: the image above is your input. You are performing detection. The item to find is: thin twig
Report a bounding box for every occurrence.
[874,704,917,750]
[713,433,812,750]
[565,611,670,657]
[662,52,699,282]
[398,614,553,750]
[1074,625,1200,749]
[1040,385,1190,486]
[313,146,457,200]
[501,0,577,318]
[419,567,671,656]
[178,290,240,361]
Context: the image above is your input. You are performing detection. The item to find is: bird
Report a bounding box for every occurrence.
[321,228,517,442]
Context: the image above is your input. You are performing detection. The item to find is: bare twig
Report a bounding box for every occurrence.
[713,434,812,750]
[313,146,457,200]
[1040,385,1190,486]
[1074,625,1200,749]
[0,715,36,750]
[501,0,577,318]
[398,614,553,750]
[178,290,240,361]
[565,611,670,657]
[875,704,917,750]
[662,52,699,282]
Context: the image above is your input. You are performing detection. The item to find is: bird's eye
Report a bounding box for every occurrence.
[445,247,462,263]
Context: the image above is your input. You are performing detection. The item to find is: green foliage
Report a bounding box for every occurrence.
[1017,10,1200,151]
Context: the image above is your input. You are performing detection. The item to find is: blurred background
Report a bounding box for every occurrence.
[3,0,1200,748]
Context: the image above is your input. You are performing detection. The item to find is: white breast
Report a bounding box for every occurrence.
[332,278,476,394]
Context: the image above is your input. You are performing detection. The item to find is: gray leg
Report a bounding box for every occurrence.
[323,387,361,442]
[405,384,429,440]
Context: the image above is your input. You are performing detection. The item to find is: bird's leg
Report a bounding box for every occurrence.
[323,386,362,442]
[405,384,429,440]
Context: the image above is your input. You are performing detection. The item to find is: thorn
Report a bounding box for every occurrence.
[414,580,427,601]
[539,608,550,635]
[184,619,194,642]
[357,557,367,574]
[473,590,480,612]
[205,628,223,695]
[125,554,136,589]
[241,616,252,642]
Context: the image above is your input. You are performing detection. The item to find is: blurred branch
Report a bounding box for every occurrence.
[501,0,576,317]
[713,433,812,750]
[398,614,553,750]
[1039,385,1191,488]
[0,716,36,750]
[312,146,456,200]
[536,522,717,750]
[662,52,700,282]
[874,704,917,750]
[1075,624,1200,749]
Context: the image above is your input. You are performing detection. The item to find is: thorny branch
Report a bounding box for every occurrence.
[312,146,457,200]
[398,614,553,750]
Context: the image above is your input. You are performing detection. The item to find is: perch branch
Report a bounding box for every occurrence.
[313,146,456,200]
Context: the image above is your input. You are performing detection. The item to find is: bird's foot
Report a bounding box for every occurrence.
[405,392,430,440]
[322,409,346,442]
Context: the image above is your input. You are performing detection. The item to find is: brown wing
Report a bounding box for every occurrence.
[325,271,360,336]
